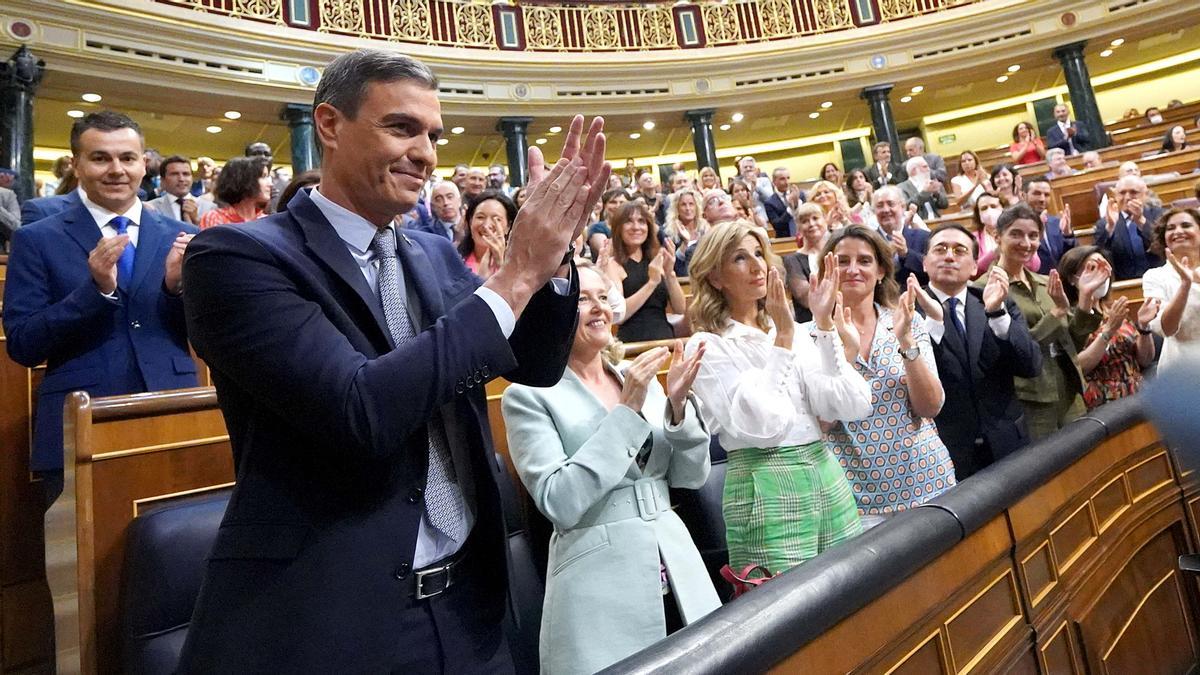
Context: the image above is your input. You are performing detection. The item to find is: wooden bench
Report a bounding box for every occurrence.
[1051,147,1200,226]
[1104,99,1200,132]
[1016,138,1162,179]
[53,388,234,674]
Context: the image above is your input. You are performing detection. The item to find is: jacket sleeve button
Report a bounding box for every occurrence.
[394,563,411,579]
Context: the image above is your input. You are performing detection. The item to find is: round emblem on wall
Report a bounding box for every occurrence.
[870,55,887,70]
[1060,12,1077,27]
[512,83,530,100]
[297,66,322,87]
[7,20,35,40]
[695,79,710,94]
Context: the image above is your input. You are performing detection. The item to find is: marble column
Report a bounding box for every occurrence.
[0,46,45,202]
[860,84,901,162]
[1053,42,1110,149]
[685,109,719,171]
[282,103,318,174]
[497,117,532,187]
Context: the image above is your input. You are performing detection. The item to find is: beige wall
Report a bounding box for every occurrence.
[923,104,1032,171]
[1092,63,1200,123]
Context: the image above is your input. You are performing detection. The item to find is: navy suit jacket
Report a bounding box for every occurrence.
[763,192,795,238]
[1035,215,1077,275]
[2,205,198,471]
[1093,206,1164,280]
[881,225,930,286]
[20,190,82,226]
[178,189,578,672]
[1045,122,1089,155]
[926,288,1041,479]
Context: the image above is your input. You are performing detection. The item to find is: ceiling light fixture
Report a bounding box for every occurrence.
[1007,65,1021,73]
[996,75,1009,83]
[436,138,449,146]
[629,132,641,139]
[899,96,913,103]
[820,101,833,109]
[1100,49,1114,57]
[719,123,731,131]
[910,85,924,94]
[205,125,222,134]
[451,126,465,134]
[643,121,655,130]
[81,93,102,103]
[731,112,744,123]
[808,112,820,119]
[1110,38,1124,47]
[67,109,85,118]
[223,111,242,120]
[535,138,548,145]
[549,126,562,133]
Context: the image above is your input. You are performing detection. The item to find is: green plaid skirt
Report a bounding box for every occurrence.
[723,441,862,576]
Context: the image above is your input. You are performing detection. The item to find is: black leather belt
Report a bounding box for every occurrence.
[408,547,469,600]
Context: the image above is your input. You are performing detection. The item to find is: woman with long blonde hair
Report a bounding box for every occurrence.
[808,179,859,230]
[684,220,871,575]
[663,187,709,276]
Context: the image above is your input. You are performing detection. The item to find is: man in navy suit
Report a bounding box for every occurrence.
[1045,103,1090,156]
[1093,175,1164,280]
[919,225,1042,479]
[1024,177,1076,274]
[3,111,197,505]
[20,187,82,225]
[763,166,796,237]
[178,50,607,673]
[874,185,930,286]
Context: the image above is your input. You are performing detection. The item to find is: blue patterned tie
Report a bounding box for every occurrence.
[110,216,135,289]
[370,227,466,542]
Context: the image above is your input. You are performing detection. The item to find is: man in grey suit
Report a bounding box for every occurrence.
[905,136,948,183]
[0,183,19,246]
[144,155,215,227]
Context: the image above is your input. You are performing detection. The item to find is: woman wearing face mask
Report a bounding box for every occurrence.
[1009,121,1046,165]
[606,202,686,342]
[1057,247,1159,410]
[456,190,516,280]
[1143,207,1200,371]
[1162,125,1189,153]
[1145,107,1164,125]
[973,193,1040,277]
[784,203,831,323]
[990,164,1022,207]
[684,221,871,574]
[502,263,719,675]
[977,204,1105,439]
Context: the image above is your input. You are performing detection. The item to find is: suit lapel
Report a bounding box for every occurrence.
[293,192,394,349]
[394,231,445,330]
[62,205,102,256]
[129,210,166,294]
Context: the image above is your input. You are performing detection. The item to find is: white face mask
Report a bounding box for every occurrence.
[1149,114,1164,124]
[1092,279,1111,299]
[980,208,1001,228]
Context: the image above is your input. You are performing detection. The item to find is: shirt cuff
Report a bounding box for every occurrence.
[550,276,571,296]
[989,312,1011,340]
[99,289,119,302]
[474,286,516,339]
[925,316,945,344]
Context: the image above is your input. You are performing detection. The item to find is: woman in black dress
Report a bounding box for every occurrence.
[604,202,687,342]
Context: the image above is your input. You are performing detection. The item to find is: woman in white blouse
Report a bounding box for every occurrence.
[684,220,872,575]
[1145,207,1200,370]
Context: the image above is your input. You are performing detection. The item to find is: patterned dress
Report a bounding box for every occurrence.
[1082,321,1144,410]
[821,306,957,515]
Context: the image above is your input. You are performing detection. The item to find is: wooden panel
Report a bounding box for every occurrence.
[0,580,54,670]
[883,632,947,675]
[943,570,1023,674]
[1051,147,1200,227]
[1091,474,1131,535]
[1127,452,1173,502]
[1019,541,1057,610]
[1049,502,1097,576]
[1039,621,1082,675]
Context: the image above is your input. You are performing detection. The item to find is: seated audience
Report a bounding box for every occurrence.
[1145,106,1164,125]
[919,224,1041,479]
[191,156,215,197]
[663,187,708,276]
[874,185,930,286]
[1081,150,1103,170]
[275,168,321,213]
[704,187,741,228]
[1044,148,1075,180]
[1009,121,1046,165]
[819,226,954,527]
[698,165,721,191]
[606,202,686,342]
[412,180,463,244]
[1123,108,1141,120]
[457,189,516,280]
[820,162,843,186]
[762,167,796,237]
[898,156,949,220]
[905,136,948,183]
[1024,177,1076,274]
[809,179,858,229]
[1057,247,1158,410]
[784,203,831,323]
[951,150,991,208]
[587,188,631,254]
[513,185,530,209]
[990,163,1022,206]
[1144,207,1200,371]
[1162,125,1189,153]
[845,169,877,227]
[974,192,1041,277]
[685,221,871,573]
[502,265,719,675]
[866,141,906,188]
[198,155,271,229]
[462,166,487,200]
[980,204,1103,440]
[1047,103,1089,155]
[1094,175,1164,280]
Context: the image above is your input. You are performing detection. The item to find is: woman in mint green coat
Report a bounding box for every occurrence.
[502,264,720,675]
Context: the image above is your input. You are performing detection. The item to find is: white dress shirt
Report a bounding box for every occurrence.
[924,286,1010,344]
[82,193,143,300]
[1058,121,1076,154]
[1143,264,1200,371]
[685,319,871,451]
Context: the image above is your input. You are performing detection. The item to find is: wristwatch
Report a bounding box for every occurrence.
[900,345,921,362]
[984,306,1007,319]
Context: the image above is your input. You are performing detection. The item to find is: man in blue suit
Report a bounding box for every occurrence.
[1045,103,1090,156]
[874,185,930,286]
[1093,175,1164,280]
[1024,177,1077,274]
[919,225,1042,479]
[178,50,607,673]
[763,167,796,237]
[3,111,198,505]
[20,187,82,226]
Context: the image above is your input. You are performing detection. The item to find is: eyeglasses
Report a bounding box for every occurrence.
[705,195,732,206]
[930,243,972,257]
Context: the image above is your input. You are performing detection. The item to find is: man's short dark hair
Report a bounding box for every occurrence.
[1025,177,1052,190]
[159,155,192,179]
[996,203,1043,235]
[601,188,630,206]
[929,223,979,258]
[69,111,144,155]
[314,49,438,121]
[245,142,272,158]
[214,156,271,205]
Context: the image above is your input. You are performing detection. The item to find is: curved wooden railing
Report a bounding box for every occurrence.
[604,396,1200,673]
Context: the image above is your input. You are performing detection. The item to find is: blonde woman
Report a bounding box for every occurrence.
[808,179,859,230]
[684,221,871,575]
[503,263,719,674]
[698,165,721,191]
[663,187,709,276]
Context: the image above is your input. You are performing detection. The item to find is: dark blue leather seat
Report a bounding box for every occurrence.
[671,436,731,602]
[119,490,229,675]
[494,454,545,675]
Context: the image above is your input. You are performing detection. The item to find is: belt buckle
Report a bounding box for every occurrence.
[415,562,452,600]
[633,480,662,522]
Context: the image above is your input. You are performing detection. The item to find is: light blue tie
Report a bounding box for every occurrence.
[371,228,466,542]
[110,216,135,289]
